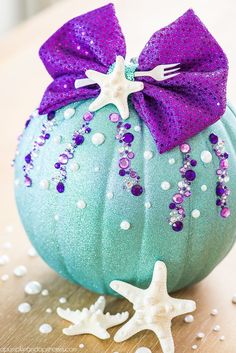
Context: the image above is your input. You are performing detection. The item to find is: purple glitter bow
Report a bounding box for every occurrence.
[38,4,228,153]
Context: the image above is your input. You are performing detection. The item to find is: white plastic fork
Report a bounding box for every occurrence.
[74,63,181,89]
[134,63,181,81]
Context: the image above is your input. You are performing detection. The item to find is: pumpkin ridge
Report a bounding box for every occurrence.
[100,113,120,293]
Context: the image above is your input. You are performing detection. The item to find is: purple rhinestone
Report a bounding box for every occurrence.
[25,154,31,164]
[172,221,183,232]
[74,134,84,145]
[45,133,50,139]
[216,185,225,196]
[56,182,65,193]
[224,152,229,159]
[220,207,231,218]
[54,162,61,169]
[85,127,91,133]
[216,199,222,206]
[25,119,31,128]
[209,133,218,144]
[190,159,197,167]
[124,123,131,130]
[47,111,55,121]
[119,169,126,176]
[131,184,143,196]
[180,143,191,153]
[59,154,69,165]
[24,176,32,187]
[127,152,135,159]
[109,113,120,123]
[185,170,196,181]
[169,203,176,209]
[37,135,45,146]
[119,158,130,169]
[123,133,134,144]
[83,112,94,121]
[173,193,184,204]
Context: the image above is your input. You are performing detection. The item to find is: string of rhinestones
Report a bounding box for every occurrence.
[53,111,93,193]
[168,143,197,232]
[12,112,34,167]
[23,111,57,187]
[209,133,231,218]
[109,113,143,197]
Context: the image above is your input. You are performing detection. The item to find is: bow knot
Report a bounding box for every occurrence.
[39,3,228,153]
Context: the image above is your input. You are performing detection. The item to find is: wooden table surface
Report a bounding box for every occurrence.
[0,1,236,352]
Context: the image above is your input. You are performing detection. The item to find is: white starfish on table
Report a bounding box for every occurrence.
[85,55,144,120]
[57,296,129,339]
[110,261,196,353]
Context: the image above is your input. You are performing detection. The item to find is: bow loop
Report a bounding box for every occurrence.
[39,3,126,79]
[38,5,228,154]
[133,9,228,152]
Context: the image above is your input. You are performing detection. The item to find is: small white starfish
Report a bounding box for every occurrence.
[110,261,196,353]
[86,56,144,120]
[57,296,129,339]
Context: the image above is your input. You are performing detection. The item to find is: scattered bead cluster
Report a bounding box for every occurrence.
[109,112,143,197]
[23,111,57,187]
[168,143,197,232]
[209,133,231,218]
[53,111,93,193]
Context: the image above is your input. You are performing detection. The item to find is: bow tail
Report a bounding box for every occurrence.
[39,74,100,114]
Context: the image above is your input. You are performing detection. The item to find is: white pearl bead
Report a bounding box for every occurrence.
[59,297,67,303]
[64,107,75,120]
[70,161,79,172]
[144,150,154,160]
[145,202,152,209]
[94,166,100,172]
[41,289,49,296]
[107,192,114,200]
[54,214,59,221]
[14,265,27,277]
[135,347,152,353]
[219,335,225,341]
[213,324,221,332]
[224,175,230,183]
[40,179,49,190]
[211,308,218,316]
[168,158,175,165]
[184,314,194,323]
[232,294,236,304]
[53,135,62,144]
[92,133,105,146]
[191,209,200,219]
[201,184,207,192]
[18,302,31,313]
[77,200,86,209]
[196,332,205,339]
[120,221,130,230]
[79,344,85,349]
[161,181,171,191]
[1,274,9,281]
[134,125,141,132]
[192,345,198,350]
[46,308,52,313]
[201,150,212,163]
[39,323,53,334]
[0,254,9,265]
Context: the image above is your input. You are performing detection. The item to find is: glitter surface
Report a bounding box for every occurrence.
[14,100,236,295]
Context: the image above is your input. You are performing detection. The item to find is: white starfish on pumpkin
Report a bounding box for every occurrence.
[57,296,129,339]
[110,261,196,353]
[85,55,144,120]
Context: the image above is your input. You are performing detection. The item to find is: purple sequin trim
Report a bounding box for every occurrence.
[52,111,93,193]
[22,111,56,187]
[168,143,197,232]
[109,113,143,197]
[209,133,231,218]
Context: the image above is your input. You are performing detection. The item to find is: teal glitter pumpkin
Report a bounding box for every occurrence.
[14,100,236,295]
